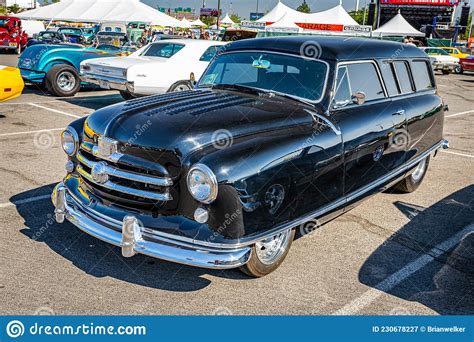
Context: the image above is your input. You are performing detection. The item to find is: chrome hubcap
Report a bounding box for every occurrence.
[57,71,76,92]
[411,158,427,182]
[255,229,292,265]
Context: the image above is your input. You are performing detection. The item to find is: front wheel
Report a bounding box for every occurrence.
[45,65,81,97]
[454,65,463,74]
[239,229,295,277]
[394,156,430,193]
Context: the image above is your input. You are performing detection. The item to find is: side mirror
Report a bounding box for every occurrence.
[351,91,366,105]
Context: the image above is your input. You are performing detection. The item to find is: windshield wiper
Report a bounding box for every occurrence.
[210,83,266,95]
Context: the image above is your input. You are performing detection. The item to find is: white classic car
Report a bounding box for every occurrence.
[80,39,226,99]
[420,47,459,75]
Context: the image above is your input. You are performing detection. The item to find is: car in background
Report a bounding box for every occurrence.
[0,16,28,54]
[80,39,225,100]
[0,65,24,101]
[459,56,474,74]
[26,31,68,48]
[127,21,149,44]
[18,31,135,97]
[57,27,85,45]
[100,22,127,34]
[82,27,97,45]
[420,47,459,74]
[439,47,470,59]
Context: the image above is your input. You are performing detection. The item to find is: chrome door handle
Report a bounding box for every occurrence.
[392,110,405,116]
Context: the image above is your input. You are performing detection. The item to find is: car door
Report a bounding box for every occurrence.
[329,61,408,203]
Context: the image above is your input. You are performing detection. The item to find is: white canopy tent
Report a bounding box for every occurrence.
[373,11,424,37]
[190,19,207,27]
[266,13,303,32]
[257,1,358,27]
[17,0,184,27]
[220,13,235,25]
[179,17,193,28]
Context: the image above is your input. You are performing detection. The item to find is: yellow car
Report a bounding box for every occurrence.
[439,47,470,59]
[0,65,24,102]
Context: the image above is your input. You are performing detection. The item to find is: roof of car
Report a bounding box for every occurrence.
[152,39,226,46]
[225,36,427,61]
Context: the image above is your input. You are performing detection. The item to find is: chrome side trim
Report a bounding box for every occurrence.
[76,165,172,201]
[53,186,252,270]
[304,109,342,135]
[62,140,445,250]
[77,151,173,187]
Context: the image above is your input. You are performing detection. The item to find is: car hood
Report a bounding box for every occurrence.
[84,89,315,157]
[84,56,167,69]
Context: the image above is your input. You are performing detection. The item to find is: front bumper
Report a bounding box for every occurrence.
[432,62,458,71]
[81,74,134,93]
[52,182,252,269]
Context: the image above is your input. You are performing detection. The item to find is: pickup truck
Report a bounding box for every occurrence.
[0,16,28,54]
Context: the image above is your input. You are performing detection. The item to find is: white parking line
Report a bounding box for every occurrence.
[0,194,51,209]
[441,150,474,159]
[28,103,81,119]
[0,128,63,138]
[446,109,474,118]
[333,224,474,315]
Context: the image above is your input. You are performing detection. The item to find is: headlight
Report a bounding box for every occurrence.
[187,164,218,204]
[61,127,79,156]
[11,33,17,38]
[80,64,91,73]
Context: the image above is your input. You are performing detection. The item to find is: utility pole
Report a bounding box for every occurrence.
[256,0,259,14]
[217,0,221,30]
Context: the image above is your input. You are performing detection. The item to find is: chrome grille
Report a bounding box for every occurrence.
[76,142,173,202]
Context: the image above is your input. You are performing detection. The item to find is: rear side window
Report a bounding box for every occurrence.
[393,61,413,94]
[381,62,400,96]
[411,61,434,91]
[142,43,184,58]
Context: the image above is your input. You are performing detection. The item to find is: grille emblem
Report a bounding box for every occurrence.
[97,136,118,158]
[91,162,109,184]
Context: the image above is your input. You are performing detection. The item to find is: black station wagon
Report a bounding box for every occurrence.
[52,37,449,277]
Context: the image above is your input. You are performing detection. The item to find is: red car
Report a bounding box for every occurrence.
[459,56,474,74]
[0,16,28,54]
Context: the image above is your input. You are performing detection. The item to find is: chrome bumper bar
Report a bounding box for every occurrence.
[52,183,252,269]
[81,74,133,93]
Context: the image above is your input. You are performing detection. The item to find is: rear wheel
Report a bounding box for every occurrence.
[45,65,80,97]
[454,65,463,74]
[239,229,295,277]
[394,156,430,193]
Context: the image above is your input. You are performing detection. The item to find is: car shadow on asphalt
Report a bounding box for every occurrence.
[12,184,247,292]
[23,86,123,111]
[359,185,474,315]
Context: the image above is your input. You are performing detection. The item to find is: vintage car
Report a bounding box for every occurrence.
[420,47,459,74]
[80,39,225,100]
[52,37,449,277]
[459,56,474,74]
[0,16,28,54]
[57,27,86,45]
[127,21,149,44]
[82,27,97,45]
[18,32,134,97]
[26,30,68,48]
[439,46,470,59]
[0,65,24,101]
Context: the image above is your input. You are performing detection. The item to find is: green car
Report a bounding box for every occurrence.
[127,22,149,44]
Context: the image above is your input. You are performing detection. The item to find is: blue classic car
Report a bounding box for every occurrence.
[18,32,134,97]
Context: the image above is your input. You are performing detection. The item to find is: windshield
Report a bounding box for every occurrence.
[140,43,185,58]
[428,48,450,56]
[96,33,127,46]
[59,28,82,35]
[198,51,328,102]
[39,32,58,39]
[0,18,9,27]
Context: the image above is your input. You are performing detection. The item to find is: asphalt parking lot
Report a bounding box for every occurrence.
[0,54,473,316]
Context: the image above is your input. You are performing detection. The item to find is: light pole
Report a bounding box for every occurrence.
[217,0,221,30]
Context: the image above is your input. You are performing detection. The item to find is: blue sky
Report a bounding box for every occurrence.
[145,0,361,18]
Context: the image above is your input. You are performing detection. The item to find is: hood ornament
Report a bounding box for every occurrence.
[97,136,118,158]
